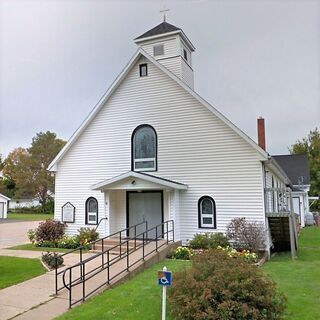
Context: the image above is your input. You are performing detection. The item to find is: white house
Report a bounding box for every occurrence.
[0,193,10,219]
[8,198,41,210]
[272,154,311,227]
[49,21,304,254]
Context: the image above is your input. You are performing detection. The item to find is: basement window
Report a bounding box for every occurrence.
[139,64,148,77]
[153,44,164,56]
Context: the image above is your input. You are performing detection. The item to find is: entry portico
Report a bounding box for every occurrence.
[92,171,187,238]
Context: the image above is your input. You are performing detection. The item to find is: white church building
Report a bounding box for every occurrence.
[49,21,307,252]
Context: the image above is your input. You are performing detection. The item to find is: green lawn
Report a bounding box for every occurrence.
[56,259,191,320]
[56,227,320,320]
[263,226,320,320]
[7,243,84,253]
[7,213,54,221]
[0,256,46,289]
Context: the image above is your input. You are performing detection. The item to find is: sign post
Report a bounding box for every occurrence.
[158,266,172,320]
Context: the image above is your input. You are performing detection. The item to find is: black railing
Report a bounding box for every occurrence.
[58,220,174,308]
[54,220,148,295]
[95,217,108,231]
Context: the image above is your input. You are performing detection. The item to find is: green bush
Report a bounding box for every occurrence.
[172,246,194,260]
[28,229,36,244]
[35,219,66,244]
[169,249,286,320]
[42,252,63,269]
[76,227,99,245]
[189,232,229,249]
[209,232,229,248]
[56,236,80,249]
[189,233,210,249]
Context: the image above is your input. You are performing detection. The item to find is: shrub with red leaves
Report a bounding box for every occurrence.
[35,219,66,244]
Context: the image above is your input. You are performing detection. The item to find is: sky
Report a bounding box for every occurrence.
[0,0,319,158]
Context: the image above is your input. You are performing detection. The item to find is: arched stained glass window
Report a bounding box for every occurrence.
[198,196,216,228]
[86,197,98,225]
[132,125,157,171]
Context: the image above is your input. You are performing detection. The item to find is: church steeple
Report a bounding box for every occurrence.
[134,21,195,89]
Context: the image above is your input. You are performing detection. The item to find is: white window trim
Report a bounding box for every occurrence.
[87,211,97,225]
[134,157,156,172]
[200,198,215,228]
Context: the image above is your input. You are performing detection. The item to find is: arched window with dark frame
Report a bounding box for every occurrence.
[85,197,98,225]
[132,124,157,171]
[198,196,216,229]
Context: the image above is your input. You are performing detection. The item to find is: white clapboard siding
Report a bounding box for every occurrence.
[55,55,266,242]
[181,58,194,89]
[139,35,194,88]
[140,36,179,59]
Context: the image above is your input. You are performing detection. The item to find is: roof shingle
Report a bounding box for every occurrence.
[135,22,181,40]
[272,154,310,185]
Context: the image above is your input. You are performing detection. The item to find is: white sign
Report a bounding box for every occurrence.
[62,202,75,223]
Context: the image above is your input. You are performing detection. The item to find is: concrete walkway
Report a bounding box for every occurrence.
[0,241,176,320]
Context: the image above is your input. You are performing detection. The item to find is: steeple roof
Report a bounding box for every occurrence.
[135,22,181,40]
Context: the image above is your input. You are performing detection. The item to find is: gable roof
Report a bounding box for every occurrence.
[272,154,310,186]
[91,171,188,190]
[48,48,269,171]
[135,22,181,40]
[0,193,11,201]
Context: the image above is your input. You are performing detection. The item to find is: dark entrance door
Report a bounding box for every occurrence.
[127,191,163,239]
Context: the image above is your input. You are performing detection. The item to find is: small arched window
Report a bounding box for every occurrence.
[132,125,157,171]
[85,197,98,225]
[198,196,216,229]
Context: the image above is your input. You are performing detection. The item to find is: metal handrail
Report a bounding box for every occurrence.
[60,220,174,308]
[95,217,108,231]
[54,220,148,294]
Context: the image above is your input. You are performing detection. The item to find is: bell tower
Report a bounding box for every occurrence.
[134,21,195,89]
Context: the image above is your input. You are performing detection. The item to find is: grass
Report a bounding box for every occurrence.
[55,227,320,320]
[7,213,54,221]
[56,259,191,320]
[263,226,320,320]
[0,256,46,289]
[7,243,85,253]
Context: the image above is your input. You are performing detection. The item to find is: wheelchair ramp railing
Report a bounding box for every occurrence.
[55,220,174,308]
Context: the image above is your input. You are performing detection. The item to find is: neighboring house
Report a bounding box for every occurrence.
[9,198,41,209]
[48,21,303,256]
[0,193,10,219]
[273,154,310,227]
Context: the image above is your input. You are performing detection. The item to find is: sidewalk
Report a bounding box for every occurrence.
[0,241,176,320]
[0,249,93,320]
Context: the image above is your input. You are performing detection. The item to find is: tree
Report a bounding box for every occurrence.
[3,132,66,210]
[289,128,320,207]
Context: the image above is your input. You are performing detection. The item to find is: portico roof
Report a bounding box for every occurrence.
[91,171,188,191]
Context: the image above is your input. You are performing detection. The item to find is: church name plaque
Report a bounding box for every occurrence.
[62,202,75,223]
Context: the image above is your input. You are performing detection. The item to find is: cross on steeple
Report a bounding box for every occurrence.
[160,7,170,22]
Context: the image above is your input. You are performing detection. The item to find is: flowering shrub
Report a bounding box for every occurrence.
[76,228,99,245]
[172,246,194,260]
[57,236,82,249]
[189,232,229,249]
[169,249,286,320]
[217,246,258,263]
[28,225,98,250]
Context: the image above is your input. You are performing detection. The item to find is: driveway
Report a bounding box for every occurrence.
[0,220,41,249]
